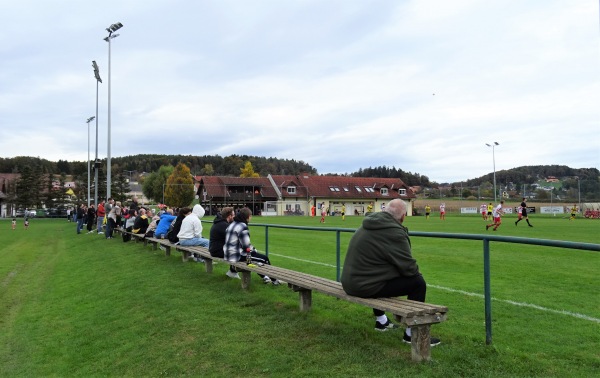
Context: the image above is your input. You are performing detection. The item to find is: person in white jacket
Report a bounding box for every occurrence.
[177,205,209,247]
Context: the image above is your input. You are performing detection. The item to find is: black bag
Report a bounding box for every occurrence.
[122,226,132,242]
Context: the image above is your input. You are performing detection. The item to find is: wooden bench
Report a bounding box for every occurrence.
[122,235,448,362]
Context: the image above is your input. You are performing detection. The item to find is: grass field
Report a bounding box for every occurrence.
[0,214,598,377]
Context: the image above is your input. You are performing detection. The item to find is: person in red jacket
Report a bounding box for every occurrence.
[96,200,106,234]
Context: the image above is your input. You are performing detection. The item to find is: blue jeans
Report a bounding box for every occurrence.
[76,217,84,234]
[179,237,209,247]
[97,216,104,233]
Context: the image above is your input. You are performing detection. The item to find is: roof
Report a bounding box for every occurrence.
[196,174,415,201]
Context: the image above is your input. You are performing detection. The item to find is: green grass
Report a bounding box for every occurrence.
[0,215,598,377]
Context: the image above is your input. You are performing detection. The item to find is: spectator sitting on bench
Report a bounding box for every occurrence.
[132,208,150,235]
[209,207,239,279]
[341,199,441,346]
[224,207,280,285]
[177,205,209,248]
[154,208,176,239]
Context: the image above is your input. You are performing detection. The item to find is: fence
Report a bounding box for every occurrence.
[247,223,600,345]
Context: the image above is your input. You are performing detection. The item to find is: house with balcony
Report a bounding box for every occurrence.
[195,174,416,216]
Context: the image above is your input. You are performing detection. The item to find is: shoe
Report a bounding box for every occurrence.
[98,231,103,234]
[226,270,240,279]
[528,224,533,227]
[262,276,272,284]
[271,279,281,286]
[515,221,518,226]
[402,332,441,347]
[375,319,399,332]
[486,225,489,230]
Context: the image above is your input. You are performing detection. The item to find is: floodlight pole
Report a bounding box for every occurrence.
[86,116,95,207]
[92,60,102,207]
[104,22,123,200]
[486,142,499,203]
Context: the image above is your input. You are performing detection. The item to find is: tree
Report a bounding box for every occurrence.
[200,163,214,176]
[164,163,195,208]
[112,172,130,204]
[240,161,259,178]
[142,165,174,203]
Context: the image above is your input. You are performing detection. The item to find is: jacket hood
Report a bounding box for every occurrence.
[192,204,205,219]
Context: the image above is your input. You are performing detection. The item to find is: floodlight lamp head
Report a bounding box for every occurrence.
[485,143,491,147]
[87,116,95,123]
[108,22,123,32]
[494,142,499,146]
[92,60,99,70]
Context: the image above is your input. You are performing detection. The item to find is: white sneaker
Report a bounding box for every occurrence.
[262,276,271,284]
[226,270,240,279]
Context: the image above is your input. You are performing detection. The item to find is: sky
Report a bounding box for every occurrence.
[0,0,598,183]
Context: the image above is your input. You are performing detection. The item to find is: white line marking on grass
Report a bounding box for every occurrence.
[428,284,600,323]
[269,254,600,323]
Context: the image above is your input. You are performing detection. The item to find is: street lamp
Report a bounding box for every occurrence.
[85,116,95,206]
[92,60,102,207]
[104,22,123,200]
[485,142,500,203]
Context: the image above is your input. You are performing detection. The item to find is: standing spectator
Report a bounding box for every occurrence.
[12,217,17,230]
[224,207,280,285]
[209,207,238,278]
[24,216,30,230]
[96,200,106,234]
[341,199,440,346]
[106,201,121,239]
[86,204,96,233]
[76,204,85,234]
[66,208,72,222]
[486,200,504,231]
[129,196,140,212]
[177,205,209,248]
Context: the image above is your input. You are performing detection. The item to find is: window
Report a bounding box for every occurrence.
[343,187,349,192]
[355,186,362,192]
[364,187,375,193]
[399,189,406,195]
[287,186,296,194]
[381,188,389,196]
[329,186,340,192]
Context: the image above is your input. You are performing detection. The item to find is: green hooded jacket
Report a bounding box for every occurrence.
[341,211,420,297]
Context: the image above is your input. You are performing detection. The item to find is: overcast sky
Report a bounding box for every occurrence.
[0,0,598,183]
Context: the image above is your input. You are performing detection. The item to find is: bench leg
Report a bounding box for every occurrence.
[240,271,251,290]
[410,325,431,362]
[298,289,312,312]
[152,242,157,251]
[205,259,213,273]
[181,250,191,262]
[165,246,171,256]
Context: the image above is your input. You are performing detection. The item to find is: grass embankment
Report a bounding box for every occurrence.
[0,215,598,377]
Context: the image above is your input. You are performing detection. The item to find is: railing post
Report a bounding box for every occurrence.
[265,226,269,257]
[483,238,493,345]
[336,230,341,282]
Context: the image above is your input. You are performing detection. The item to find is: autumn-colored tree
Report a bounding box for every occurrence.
[240,161,259,178]
[164,163,195,208]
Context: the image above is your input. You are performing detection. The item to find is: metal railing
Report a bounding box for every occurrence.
[248,223,600,345]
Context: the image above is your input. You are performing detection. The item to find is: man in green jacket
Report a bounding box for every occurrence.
[341,199,440,346]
